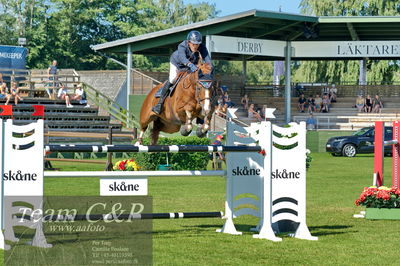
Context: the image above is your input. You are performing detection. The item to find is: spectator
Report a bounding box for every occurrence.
[0,73,7,89]
[314,94,322,112]
[294,83,304,96]
[241,94,249,110]
[220,85,228,95]
[307,95,316,113]
[355,95,365,112]
[222,91,228,102]
[47,60,58,98]
[321,86,329,96]
[372,94,383,113]
[5,82,22,106]
[212,135,224,160]
[221,103,228,115]
[321,94,330,113]
[214,103,225,117]
[260,104,268,120]
[71,83,90,107]
[217,95,224,106]
[71,84,82,101]
[223,91,235,107]
[364,94,373,113]
[0,82,11,103]
[306,113,317,130]
[298,94,306,113]
[248,103,262,122]
[209,134,225,170]
[329,84,337,102]
[48,59,58,77]
[57,83,73,108]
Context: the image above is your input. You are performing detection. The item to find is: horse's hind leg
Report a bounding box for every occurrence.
[135,126,147,145]
[151,120,162,145]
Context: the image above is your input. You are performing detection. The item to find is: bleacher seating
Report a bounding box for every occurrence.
[0,97,133,143]
[227,88,400,130]
[0,68,136,144]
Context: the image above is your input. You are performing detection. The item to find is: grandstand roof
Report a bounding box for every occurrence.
[92,9,400,60]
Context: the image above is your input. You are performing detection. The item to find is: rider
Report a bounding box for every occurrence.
[152,30,212,114]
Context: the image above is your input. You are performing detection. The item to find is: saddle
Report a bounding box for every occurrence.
[155,71,187,98]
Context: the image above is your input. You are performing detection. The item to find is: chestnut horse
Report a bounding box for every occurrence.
[137,63,215,144]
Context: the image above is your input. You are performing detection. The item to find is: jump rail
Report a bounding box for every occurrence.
[43,211,223,221]
[44,170,226,178]
[384,140,399,146]
[44,144,263,153]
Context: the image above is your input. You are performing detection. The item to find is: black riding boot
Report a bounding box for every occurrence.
[152,81,172,114]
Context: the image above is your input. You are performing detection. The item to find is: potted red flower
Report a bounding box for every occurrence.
[355,186,400,219]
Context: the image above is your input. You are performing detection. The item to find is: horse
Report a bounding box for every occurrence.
[137,63,215,145]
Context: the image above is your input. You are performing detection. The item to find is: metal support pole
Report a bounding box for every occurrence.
[242,58,247,89]
[359,59,367,86]
[284,41,292,124]
[206,35,212,59]
[126,44,132,116]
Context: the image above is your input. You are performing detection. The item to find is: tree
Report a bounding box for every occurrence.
[46,0,218,70]
[0,0,218,70]
[297,0,400,84]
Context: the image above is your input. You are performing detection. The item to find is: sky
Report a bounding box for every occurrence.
[183,0,303,17]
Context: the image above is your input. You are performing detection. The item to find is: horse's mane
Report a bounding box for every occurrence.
[199,63,212,73]
[198,63,213,81]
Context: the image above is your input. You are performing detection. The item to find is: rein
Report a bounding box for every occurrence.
[182,68,213,106]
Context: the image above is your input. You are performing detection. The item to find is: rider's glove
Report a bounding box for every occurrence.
[188,63,198,72]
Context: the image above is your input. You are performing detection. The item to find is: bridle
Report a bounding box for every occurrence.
[196,79,213,104]
[195,65,214,106]
[182,67,213,109]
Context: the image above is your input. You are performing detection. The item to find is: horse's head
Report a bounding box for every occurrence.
[194,63,214,115]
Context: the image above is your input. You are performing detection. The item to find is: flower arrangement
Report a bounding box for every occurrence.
[113,159,140,171]
[355,186,400,208]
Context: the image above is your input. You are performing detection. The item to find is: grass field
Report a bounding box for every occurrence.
[2,151,400,265]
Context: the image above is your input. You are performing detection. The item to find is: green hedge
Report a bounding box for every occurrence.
[132,136,211,170]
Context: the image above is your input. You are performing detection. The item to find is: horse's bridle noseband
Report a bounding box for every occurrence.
[196,79,213,104]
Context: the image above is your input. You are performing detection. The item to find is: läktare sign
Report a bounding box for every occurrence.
[292,41,400,58]
[208,35,400,59]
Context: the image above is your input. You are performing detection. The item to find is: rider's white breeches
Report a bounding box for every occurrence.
[169,63,178,83]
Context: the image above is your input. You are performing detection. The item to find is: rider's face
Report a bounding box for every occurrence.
[188,42,200,52]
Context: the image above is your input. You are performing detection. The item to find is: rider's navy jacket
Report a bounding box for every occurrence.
[170,40,211,70]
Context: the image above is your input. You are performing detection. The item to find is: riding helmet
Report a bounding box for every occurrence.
[187,31,202,44]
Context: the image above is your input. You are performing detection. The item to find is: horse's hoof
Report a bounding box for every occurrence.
[196,127,207,138]
[134,141,142,146]
[180,127,192,136]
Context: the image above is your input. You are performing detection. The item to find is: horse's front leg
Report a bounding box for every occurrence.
[180,110,193,136]
[196,116,210,138]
